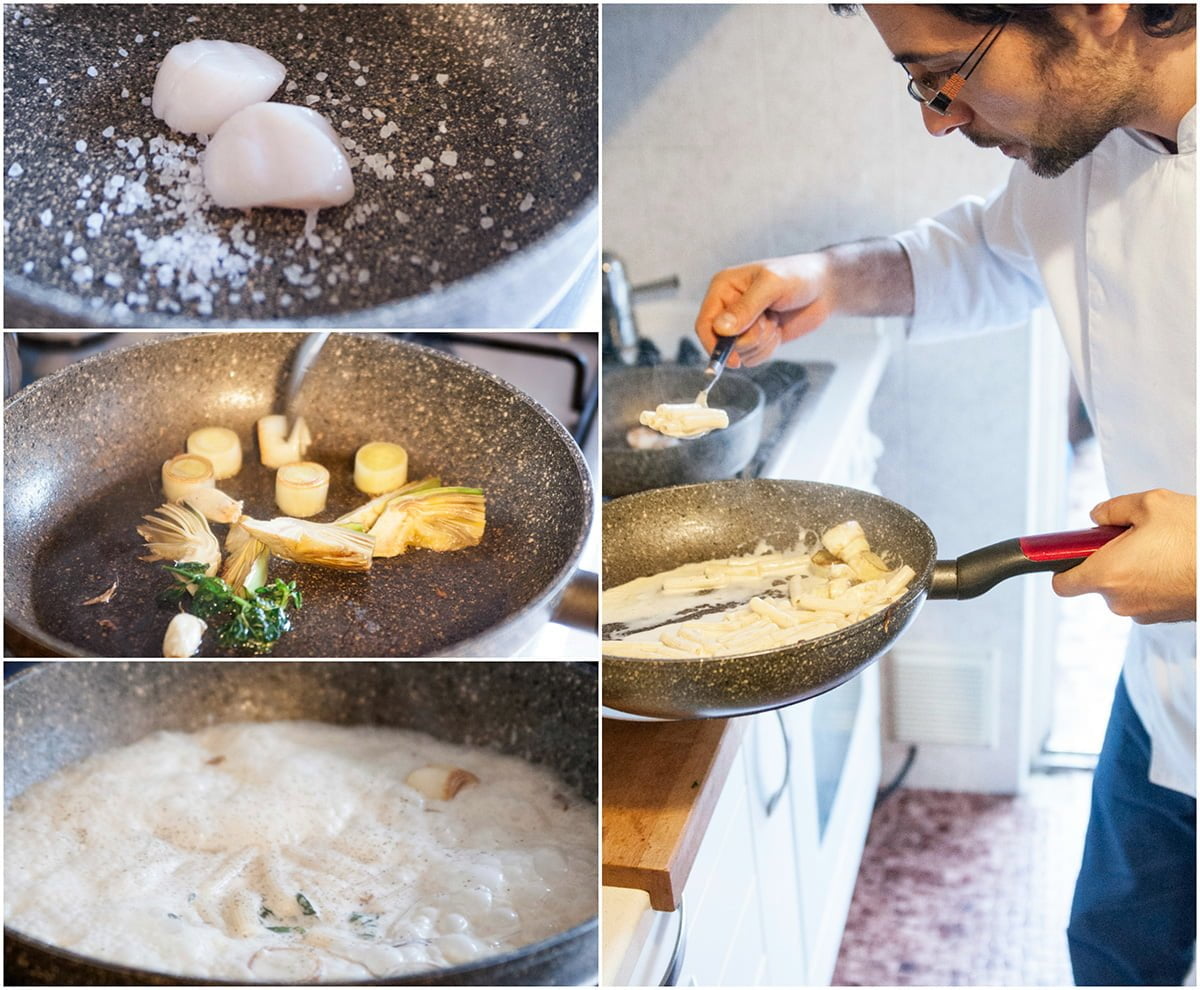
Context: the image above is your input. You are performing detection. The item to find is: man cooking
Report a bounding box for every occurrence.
[694,4,1195,985]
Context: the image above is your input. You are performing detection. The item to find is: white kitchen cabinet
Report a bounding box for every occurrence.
[672,719,807,986]
[605,319,892,986]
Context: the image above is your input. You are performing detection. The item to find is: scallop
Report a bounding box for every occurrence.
[152,40,286,137]
[203,103,356,211]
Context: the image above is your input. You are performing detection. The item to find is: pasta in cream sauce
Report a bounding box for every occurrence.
[4,721,596,983]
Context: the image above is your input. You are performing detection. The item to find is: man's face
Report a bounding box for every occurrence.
[865,5,1138,177]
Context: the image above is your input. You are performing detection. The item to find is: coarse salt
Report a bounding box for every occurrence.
[39,209,53,226]
[354,75,366,87]
[8,162,23,177]
[86,66,98,77]
[436,73,450,86]
[75,140,88,153]
[439,149,458,167]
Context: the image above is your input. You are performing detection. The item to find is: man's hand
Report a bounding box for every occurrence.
[694,253,833,367]
[694,238,915,367]
[1053,489,1197,624]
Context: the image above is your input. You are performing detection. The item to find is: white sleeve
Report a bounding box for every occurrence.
[892,181,1046,340]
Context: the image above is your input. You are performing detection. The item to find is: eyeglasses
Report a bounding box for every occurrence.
[905,17,1009,115]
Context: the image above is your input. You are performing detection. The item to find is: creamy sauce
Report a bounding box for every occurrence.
[5,721,596,983]
[603,536,914,659]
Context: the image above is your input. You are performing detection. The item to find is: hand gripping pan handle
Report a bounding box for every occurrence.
[928,525,1127,600]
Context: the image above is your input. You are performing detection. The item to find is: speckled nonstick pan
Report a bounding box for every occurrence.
[601,365,764,497]
[602,479,1124,719]
[3,4,597,328]
[4,332,596,657]
[3,660,598,986]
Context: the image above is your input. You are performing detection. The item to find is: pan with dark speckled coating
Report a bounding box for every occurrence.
[603,480,1123,718]
[3,332,595,657]
[601,365,764,497]
[3,660,598,985]
[3,4,597,328]
[602,479,936,720]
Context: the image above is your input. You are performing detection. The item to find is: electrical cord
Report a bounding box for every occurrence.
[874,744,918,809]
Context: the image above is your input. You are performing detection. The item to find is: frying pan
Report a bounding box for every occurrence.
[602,479,1123,720]
[3,660,598,986]
[601,365,764,497]
[3,332,597,657]
[3,4,597,328]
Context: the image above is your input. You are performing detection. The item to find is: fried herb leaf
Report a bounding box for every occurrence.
[160,563,302,654]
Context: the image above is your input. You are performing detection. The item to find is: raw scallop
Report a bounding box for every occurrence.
[203,103,356,211]
[152,40,286,137]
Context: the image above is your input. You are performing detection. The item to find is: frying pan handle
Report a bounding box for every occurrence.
[551,571,599,631]
[928,525,1127,600]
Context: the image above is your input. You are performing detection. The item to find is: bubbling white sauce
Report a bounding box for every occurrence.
[4,721,597,983]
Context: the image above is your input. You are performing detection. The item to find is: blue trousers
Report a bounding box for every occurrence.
[1067,675,1196,985]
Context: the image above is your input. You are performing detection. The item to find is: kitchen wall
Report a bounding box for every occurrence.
[604,4,1071,793]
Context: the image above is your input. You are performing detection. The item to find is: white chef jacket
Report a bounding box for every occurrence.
[893,107,1197,797]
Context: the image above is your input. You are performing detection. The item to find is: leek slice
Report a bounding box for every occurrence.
[239,516,375,571]
[275,461,329,517]
[335,476,441,531]
[367,487,486,558]
[187,426,242,479]
[354,441,408,494]
[257,414,312,468]
[137,503,221,577]
[162,453,216,502]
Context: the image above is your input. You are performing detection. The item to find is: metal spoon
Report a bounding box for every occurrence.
[283,331,330,418]
[695,333,737,407]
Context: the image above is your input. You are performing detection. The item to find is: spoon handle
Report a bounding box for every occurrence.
[698,333,737,400]
[283,331,331,418]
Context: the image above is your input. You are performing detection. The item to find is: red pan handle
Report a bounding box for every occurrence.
[928,525,1127,600]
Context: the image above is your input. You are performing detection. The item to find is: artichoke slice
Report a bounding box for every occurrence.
[367,487,486,558]
[137,503,221,576]
[335,476,441,532]
[239,516,375,571]
[221,535,270,594]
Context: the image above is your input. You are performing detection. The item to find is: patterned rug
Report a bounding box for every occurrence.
[832,772,1093,986]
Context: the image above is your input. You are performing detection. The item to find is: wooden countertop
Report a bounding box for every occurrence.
[601,716,744,912]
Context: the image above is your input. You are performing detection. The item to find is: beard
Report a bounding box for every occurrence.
[963,51,1139,179]
[964,114,1128,178]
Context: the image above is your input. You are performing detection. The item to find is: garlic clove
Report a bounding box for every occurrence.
[163,612,207,658]
[405,765,479,801]
[152,40,286,137]
[203,103,355,212]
